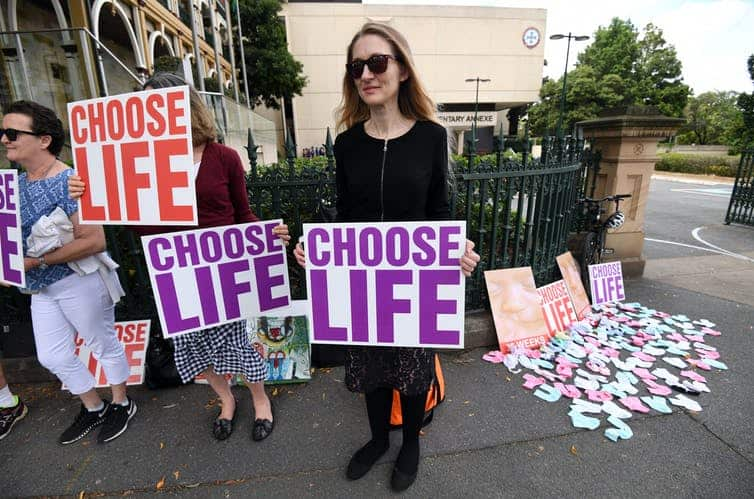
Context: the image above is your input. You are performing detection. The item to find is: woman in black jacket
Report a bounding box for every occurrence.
[295,22,479,492]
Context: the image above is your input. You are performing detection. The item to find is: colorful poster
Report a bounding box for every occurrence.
[245,300,311,384]
[141,220,290,338]
[556,251,591,319]
[68,87,197,225]
[0,169,24,287]
[588,261,626,305]
[537,280,578,337]
[303,221,467,349]
[64,320,151,389]
[485,266,550,353]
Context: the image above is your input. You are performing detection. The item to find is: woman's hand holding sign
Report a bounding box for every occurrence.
[460,239,480,277]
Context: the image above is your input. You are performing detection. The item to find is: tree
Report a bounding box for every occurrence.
[676,91,741,145]
[528,18,690,135]
[237,0,307,109]
[733,54,754,151]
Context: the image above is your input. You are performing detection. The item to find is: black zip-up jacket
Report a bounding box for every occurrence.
[334,120,451,223]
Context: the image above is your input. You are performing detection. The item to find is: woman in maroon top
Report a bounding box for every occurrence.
[70,73,289,442]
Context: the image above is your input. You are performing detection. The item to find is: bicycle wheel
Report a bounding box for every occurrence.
[580,231,599,298]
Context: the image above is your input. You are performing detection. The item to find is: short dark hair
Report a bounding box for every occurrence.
[3,100,65,156]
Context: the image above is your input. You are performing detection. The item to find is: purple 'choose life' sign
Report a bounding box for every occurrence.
[0,170,25,287]
[304,222,467,349]
[141,219,290,338]
[588,261,626,305]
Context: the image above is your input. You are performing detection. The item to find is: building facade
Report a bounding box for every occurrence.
[277,1,547,155]
[0,0,276,164]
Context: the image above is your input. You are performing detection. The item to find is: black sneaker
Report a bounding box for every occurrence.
[97,397,137,444]
[59,402,110,445]
[0,398,28,441]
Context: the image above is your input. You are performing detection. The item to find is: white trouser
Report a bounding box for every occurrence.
[31,272,130,395]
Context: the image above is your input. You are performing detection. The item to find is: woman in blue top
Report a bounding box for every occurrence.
[2,101,135,445]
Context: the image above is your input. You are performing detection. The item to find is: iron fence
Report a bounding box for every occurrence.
[724,149,754,226]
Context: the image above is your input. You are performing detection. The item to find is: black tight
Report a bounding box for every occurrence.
[364,387,426,473]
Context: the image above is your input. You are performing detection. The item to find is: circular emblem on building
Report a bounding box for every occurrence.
[633,143,645,155]
[523,27,541,49]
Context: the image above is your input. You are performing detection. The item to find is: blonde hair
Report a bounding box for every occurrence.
[143,72,216,147]
[335,23,439,132]
[188,87,217,147]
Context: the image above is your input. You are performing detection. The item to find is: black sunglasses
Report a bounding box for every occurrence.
[346,54,399,79]
[0,128,41,141]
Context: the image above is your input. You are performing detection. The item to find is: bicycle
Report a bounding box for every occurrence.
[576,194,632,295]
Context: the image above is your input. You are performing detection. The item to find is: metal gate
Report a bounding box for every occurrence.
[724,149,754,226]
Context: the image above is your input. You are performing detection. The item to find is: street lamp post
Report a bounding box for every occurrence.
[549,32,589,137]
[465,77,491,155]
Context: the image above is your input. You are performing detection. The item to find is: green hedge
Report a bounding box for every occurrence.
[655,152,740,177]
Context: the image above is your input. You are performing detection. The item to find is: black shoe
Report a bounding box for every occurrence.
[391,466,418,492]
[346,440,389,480]
[0,398,28,441]
[213,416,234,440]
[97,397,137,444]
[59,402,110,445]
[251,401,274,442]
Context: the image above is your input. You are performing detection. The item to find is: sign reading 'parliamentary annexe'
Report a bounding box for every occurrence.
[437,111,497,128]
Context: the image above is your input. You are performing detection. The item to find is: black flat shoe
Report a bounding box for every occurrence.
[391,466,418,492]
[345,440,389,480]
[213,417,233,440]
[252,401,274,441]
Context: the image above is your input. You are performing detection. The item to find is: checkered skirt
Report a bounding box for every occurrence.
[173,321,267,383]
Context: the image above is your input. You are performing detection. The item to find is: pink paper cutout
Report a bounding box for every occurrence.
[643,379,673,396]
[699,350,721,360]
[632,368,657,381]
[632,351,656,362]
[619,396,650,413]
[522,374,546,390]
[701,327,721,336]
[680,370,707,383]
[554,382,582,399]
[687,358,712,371]
[586,389,613,402]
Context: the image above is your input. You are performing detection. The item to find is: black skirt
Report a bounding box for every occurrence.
[345,346,434,396]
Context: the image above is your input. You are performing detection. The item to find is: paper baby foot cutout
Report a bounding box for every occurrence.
[652,368,680,384]
[632,351,656,362]
[533,383,562,402]
[483,351,506,364]
[615,371,639,386]
[632,367,657,381]
[669,394,702,412]
[522,373,546,390]
[641,396,672,414]
[604,416,634,442]
[687,358,712,371]
[571,399,603,413]
[698,350,721,360]
[703,359,728,370]
[554,383,582,399]
[569,410,601,430]
[662,356,688,369]
[574,376,600,391]
[601,400,632,419]
[586,389,613,402]
[642,345,666,357]
[643,379,673,396]
[619,396,650,413]
[680,370,707,383]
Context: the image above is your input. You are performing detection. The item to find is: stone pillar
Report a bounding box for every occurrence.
[577,106,683,277]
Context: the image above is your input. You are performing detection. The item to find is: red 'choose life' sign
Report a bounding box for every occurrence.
[68,86,197,225]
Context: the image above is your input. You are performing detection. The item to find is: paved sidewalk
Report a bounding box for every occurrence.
[1,274,753,498]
